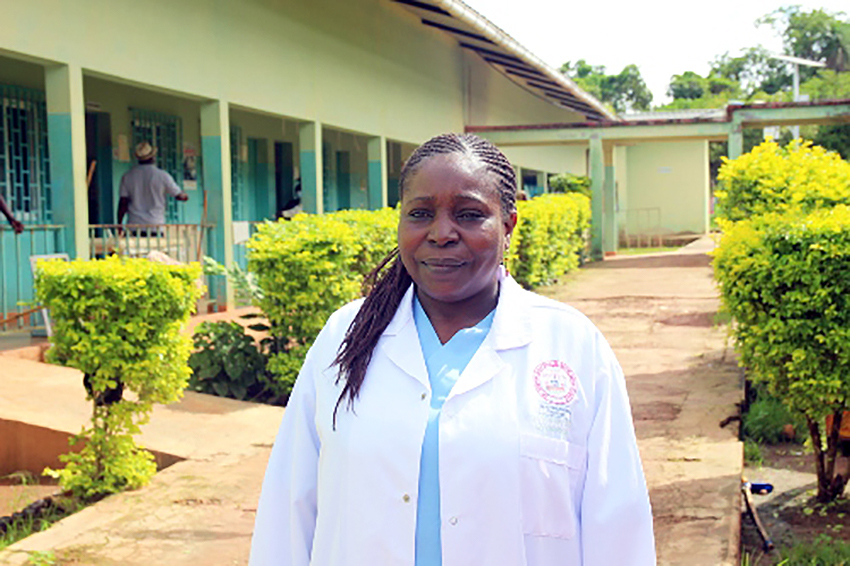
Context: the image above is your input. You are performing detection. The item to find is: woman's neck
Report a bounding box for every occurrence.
[416,283,499,344]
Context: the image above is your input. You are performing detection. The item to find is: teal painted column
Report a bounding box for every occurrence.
[200,100,234,309]
[299,121,323,214]
[728,119,744,160]
[250,138,271,220]
[367,136,388,209]
[45,64,89,259]
[603,143,617,255]
[589,136,604,260]
[538,171,548,194]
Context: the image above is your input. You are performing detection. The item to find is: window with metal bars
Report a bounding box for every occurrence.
[0,85,52,225]
[230,125,243,220]
[130,108,183,223]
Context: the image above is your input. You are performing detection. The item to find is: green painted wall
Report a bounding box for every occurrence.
[624,140,710,235]
[502,145,587,177]
[465,52,585,130]
[0,56,44,90]
[614,145,628,231]
[0,0,469,143]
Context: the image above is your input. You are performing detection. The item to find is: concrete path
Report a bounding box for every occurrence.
[541,236,743,565]
[0,238,742,565]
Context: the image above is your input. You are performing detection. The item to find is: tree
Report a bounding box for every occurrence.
[560,60,652,113]
[759,6,850,75]
[711,47,793,96]
[668,71,706,99]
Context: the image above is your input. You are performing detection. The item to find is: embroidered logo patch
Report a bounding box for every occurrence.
[533,360,578,406]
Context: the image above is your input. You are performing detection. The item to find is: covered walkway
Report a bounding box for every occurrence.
[472,99,850,259]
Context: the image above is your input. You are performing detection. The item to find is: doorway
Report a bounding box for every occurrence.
[85,112,114,228]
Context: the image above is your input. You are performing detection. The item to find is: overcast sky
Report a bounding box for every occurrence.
[462,0,848,105]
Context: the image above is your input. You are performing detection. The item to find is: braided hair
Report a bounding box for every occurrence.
[331,133,517,423]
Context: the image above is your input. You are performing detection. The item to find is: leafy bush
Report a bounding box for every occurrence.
[548,173,591,198]
[188,321,272,401]
[506,193,591,288]
[743,395,805,445]
[715,139,850,223]
[247,209,397,398]
[249,197,589,398]
[35,256,202,499]
[713,205,850,502]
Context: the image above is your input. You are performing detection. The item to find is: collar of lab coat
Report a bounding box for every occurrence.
[381,266,533,393]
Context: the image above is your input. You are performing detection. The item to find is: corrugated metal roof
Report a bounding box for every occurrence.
[392,0,617,122]
[620,108,726,122]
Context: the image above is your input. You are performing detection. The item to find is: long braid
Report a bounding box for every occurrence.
[332,133,517,425]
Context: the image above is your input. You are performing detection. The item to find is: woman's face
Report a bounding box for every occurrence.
[398,153,516,312]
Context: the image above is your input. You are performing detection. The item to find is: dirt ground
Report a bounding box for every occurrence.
[741,445,850,565]
[540,239,743,565]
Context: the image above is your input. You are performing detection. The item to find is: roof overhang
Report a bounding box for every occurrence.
[466,99,850,146]
[392,0,617,122]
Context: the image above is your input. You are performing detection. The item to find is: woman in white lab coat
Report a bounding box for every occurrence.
[250,133,656,566]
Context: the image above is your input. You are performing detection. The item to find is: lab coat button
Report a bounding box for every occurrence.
[449,517,458,525]
[420,393,426,400]
[402,494,411,503]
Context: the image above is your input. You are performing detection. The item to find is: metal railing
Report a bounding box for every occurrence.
[233,220,263,272]
[0,224,65,332]
[88,224,211,264]
[620,207,663,248]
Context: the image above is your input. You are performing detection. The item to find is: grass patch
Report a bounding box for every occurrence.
[780,534,850,565]
[26,550,56,566]
[743,396,806,445]
[744,439,764,467]
[0,494,81,552]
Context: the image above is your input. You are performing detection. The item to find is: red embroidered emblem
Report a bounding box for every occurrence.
[533,360,578,405]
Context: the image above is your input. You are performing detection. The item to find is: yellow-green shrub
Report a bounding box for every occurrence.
[35,256,202,499]
[250,196,589,397]
[713,205,850,502]
[715,139,850,223]
[247,209,397,398]
[506,193,591,288]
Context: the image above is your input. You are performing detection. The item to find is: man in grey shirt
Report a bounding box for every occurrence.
[117,141,188,233]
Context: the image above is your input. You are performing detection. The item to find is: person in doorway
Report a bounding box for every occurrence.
[249,133,655,566]
[117,141,188,234]
[277,177,302,220]
[0,194,24,234]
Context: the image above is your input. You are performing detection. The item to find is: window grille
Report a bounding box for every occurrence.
[130,108,183,223]
[0,85,51,224]
[230,125,243,220]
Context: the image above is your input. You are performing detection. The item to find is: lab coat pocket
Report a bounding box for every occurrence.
[519,433,586,539]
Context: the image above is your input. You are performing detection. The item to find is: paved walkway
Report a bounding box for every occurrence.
[0,237,742,565]
[541,237,743,565]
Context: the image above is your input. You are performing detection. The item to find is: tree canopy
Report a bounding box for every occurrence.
[659,7,848,112]
[560,60,652,113]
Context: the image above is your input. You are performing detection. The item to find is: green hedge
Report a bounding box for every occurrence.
[715,139,850,223]
[506,193,591,288]
[247,209,398,396]
[36,256,202,498]
[713,205,850,501]
[248,194,589,396]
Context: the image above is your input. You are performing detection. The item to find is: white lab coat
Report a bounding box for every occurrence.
[250,271,656,566]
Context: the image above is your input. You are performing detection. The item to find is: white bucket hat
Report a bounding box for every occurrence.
[134,141,157,161]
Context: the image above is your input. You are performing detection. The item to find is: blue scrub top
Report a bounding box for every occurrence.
[413,295,496,566]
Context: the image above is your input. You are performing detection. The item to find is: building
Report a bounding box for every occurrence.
[0,0,612,317]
